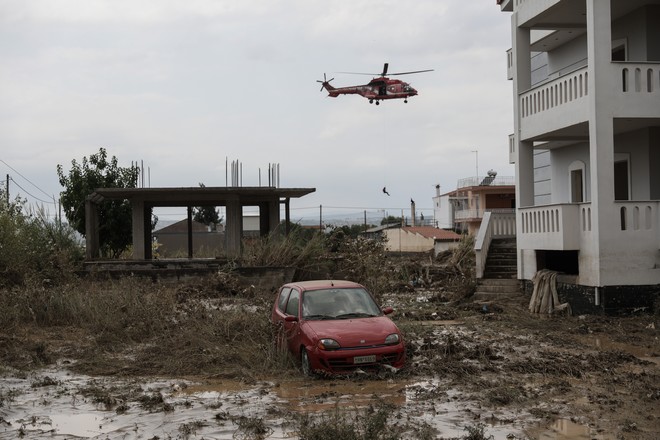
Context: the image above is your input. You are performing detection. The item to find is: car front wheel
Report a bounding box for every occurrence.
[301,348,314,377]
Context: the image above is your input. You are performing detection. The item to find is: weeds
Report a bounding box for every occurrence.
[462,423,494,440]
[138,392,174,412]
[290,400,402,440]
[30,376,59,388]
[178,420,206,439]
[0,199,83,288]
[232,415,273,440]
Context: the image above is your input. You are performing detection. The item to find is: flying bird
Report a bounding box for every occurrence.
[382,187,390,196]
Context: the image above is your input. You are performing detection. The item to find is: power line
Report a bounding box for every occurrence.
[0,159,55,200]
[8,177,56,205]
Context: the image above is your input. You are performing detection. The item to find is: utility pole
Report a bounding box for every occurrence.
[5,174,9,206]
[471,149,479,179]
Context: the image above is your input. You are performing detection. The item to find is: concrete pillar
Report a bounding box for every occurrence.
[586,0,614,285]
[512,15,533,280]
[268,198,280,233]
[85,199,100,259]
[131,199,146,260]
[225,197,242,257]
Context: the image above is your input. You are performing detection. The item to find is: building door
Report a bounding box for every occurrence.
[570,169,584,203]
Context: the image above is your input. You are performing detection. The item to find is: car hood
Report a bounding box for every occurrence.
[302,316,401,347]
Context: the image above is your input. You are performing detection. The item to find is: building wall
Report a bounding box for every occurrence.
[547,35,587,78]
[383,229,434,253]
[550,142,590,204]
[434,240,460,255]
[433,194,453,229]
[534,150,552,205]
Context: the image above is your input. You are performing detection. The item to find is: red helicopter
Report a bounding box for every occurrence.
[317,63,433,105]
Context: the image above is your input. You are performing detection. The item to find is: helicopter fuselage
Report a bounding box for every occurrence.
[322,77,418,104]
[317,63,431,104]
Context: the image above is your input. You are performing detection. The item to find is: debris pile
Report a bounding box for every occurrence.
[529,269,571,315]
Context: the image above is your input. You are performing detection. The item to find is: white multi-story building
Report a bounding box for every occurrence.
[498,0,660,312]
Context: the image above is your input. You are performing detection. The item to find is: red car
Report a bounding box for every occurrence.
[270,280,406,376]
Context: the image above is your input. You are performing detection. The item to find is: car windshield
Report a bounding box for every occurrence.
[302,287,382,320]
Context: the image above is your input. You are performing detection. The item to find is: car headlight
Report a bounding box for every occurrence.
[384,333,400,345]
[317,339,341,350]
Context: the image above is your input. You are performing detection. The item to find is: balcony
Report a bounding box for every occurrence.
[456,208,515,222]
[518,204,582,250]
[519,66,589,140]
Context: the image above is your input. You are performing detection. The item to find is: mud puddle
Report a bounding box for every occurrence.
[0,365,559,439]
[0,365,613,440]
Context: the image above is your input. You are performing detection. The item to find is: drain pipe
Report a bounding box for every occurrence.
[595,287,601,307]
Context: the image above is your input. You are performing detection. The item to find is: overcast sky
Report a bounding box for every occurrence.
[0,0,514,225]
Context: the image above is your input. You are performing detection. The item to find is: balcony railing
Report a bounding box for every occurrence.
[455,176,516,188]
[456,208,515,222]
[617,201,659,234]
[521,66,588,119]
[518,204,581,250]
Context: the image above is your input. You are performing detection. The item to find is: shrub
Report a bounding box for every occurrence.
[0,198,83,288]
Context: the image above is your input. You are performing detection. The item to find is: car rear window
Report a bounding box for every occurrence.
[277,287,292,312]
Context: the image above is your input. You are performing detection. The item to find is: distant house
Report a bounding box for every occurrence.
[383,226,461,255]
[153,220,224,257]
[432,174,515,235]
[361,223,401,241]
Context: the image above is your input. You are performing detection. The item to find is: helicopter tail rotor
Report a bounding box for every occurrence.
[316,73,335,92]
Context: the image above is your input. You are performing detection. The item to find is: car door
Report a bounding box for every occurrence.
[282,288,301,352]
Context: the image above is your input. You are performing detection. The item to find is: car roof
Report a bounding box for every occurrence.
[282,280,365,291]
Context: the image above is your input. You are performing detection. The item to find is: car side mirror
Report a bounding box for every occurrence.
[382,306,394,315]
[285,315,299,322]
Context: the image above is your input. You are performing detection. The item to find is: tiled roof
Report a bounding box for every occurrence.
[402,226,461,241]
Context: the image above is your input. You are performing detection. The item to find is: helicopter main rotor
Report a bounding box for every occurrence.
[339,62,433,77]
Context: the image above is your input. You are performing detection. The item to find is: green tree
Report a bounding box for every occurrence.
[380,215,402,226]
[57,148,139,258]
[192,183,223,230]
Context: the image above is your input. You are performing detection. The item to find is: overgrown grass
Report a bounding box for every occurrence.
[0,274,298,377]
[240,228,329,271]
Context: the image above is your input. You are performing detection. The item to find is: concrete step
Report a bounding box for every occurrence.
[474,278,522,300]
[483,269,517,279]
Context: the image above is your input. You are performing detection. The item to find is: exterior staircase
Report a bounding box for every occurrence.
[474,237,522,301]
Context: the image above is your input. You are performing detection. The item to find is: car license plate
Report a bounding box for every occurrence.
[353,355,376,364]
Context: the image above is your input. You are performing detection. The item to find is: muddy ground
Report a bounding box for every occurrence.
[0,277,658,439]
